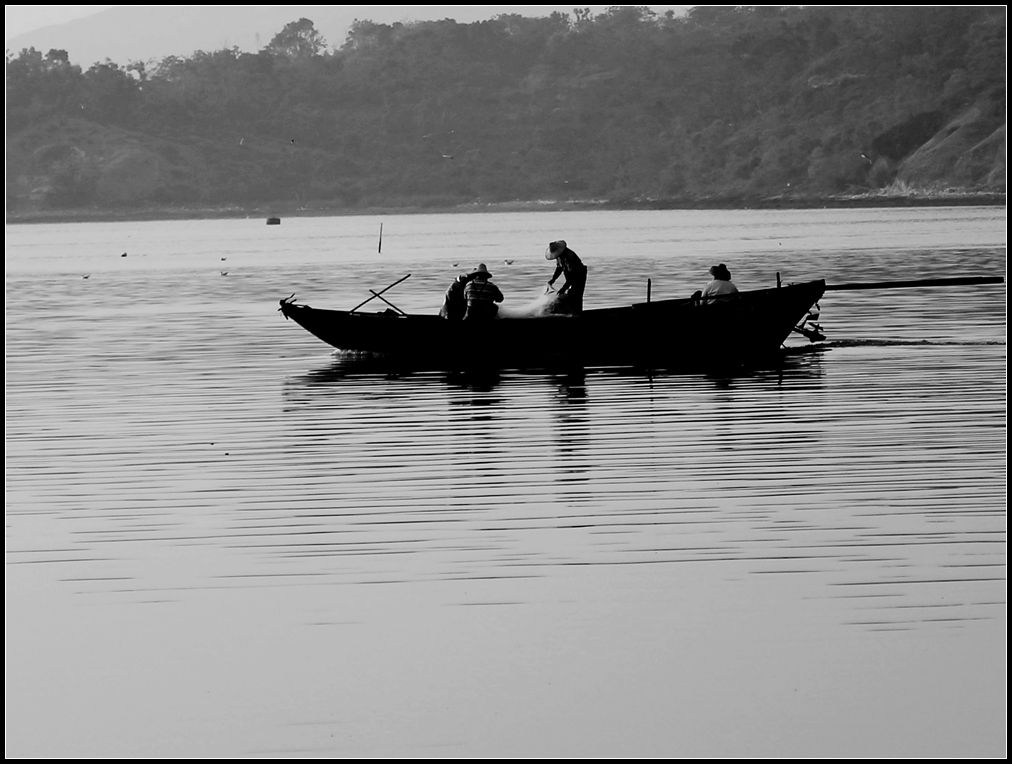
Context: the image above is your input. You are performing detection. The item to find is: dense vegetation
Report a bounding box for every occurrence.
[5,6,1006,218]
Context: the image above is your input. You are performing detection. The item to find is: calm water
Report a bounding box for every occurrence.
[5,207,1007,757]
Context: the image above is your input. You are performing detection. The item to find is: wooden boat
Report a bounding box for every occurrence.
[278,276,827,371]
[279,274,1003,372]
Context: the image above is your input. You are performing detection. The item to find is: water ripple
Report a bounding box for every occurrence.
[5,229,1006,637]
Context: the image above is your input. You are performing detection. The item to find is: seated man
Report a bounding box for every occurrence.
[463,263,504,320]
[439,272,472,320]
[700,263,739,302]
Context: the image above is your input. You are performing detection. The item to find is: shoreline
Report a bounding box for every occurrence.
[5,193,1006,225]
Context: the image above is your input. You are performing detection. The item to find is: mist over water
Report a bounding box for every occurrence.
[5,207,1006,757]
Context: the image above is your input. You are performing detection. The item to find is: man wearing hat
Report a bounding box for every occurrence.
[545,240,588,314]
[463,263,504,320]
[700,263,739,303]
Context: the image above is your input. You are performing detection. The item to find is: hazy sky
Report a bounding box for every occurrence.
[4,5,692,43]
[4,5,114,41]
[4,4,694,62]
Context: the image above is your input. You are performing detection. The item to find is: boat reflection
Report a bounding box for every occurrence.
[549,370,591,493]
[282,346,828,406]
[443,367,503,393]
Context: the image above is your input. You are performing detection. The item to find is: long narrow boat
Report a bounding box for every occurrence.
[279,274,1004,371]
[279,279,827,371]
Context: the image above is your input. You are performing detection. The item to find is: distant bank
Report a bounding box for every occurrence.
[5,193,1006,225]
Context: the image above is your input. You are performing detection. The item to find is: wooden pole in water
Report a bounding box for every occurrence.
[825,276,1003,291]
[647,278,652,303]
[378,222,383,254]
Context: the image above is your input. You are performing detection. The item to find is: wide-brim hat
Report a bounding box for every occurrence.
[545,240,567,260]
[470,262,492,279]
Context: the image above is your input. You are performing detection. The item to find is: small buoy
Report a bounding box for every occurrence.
[266,217,281,225]
[120,252,127,257]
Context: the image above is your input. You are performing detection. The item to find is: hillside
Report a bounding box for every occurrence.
[5,6,1006,222]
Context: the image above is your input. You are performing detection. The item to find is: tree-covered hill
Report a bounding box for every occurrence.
[5,6,1006,220]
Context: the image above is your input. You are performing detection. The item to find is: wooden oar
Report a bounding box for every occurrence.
[825,276,1004,291]
[368,289,407,315]
[350,273,411,313]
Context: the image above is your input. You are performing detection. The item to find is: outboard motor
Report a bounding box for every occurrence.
[793,301,825,342]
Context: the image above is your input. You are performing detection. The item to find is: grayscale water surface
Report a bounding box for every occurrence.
[5,207,1006,757]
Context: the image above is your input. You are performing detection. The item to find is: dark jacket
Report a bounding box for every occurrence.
[550,248,587,285]
[439,276,470,319]
[463,278,504,320]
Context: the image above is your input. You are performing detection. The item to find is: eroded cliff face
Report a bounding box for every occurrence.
[852,86,1004,198]
[887,94,1005,193]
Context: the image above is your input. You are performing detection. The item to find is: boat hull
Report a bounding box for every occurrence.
[279,280,826,371]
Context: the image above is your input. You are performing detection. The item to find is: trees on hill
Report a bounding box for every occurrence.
[5,6,1006,213]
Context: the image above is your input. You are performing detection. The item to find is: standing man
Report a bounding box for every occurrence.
[546,240,588,314]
